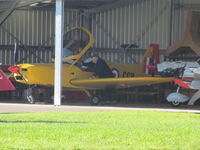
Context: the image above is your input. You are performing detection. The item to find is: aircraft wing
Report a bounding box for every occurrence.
[70,77,174,89]
[0,70,16,91]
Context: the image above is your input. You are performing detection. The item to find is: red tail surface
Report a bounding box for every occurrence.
[151,44,160,67]
[173,79,190,89]
[143,44,160,75]
[0,70,16,91]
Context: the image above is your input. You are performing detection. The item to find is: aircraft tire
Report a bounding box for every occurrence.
[169,101,181,107]
[90,95,101,105]
[112,68,119,78]
[27,95,35,104]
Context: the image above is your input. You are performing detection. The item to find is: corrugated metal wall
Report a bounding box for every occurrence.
[0,45,54,65]
[0,9,86,65]
[1,0,200,48]
[90,48,166,64]
[0,9,85,46]
[91,0,171,49]
[0,46,165,65]
[0,9,54,46]
[91,0,200,49]
[0,0,200,65]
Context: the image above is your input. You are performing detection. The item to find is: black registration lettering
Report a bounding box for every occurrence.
[122,72,135,77]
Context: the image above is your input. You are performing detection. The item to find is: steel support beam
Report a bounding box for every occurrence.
[168,0,173,46]
[54,0,64,106]
[0,0,49,26]
[0,1,18,26]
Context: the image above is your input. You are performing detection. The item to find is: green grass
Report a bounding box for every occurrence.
[0,111,200,150]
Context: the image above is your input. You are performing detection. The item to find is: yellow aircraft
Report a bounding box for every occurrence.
[8,27,174,105]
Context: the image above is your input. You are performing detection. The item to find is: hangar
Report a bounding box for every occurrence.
[0,0,200,105]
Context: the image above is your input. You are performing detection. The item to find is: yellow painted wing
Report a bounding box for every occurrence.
[70,77,174,89]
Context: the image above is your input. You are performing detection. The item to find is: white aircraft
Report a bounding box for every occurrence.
[165,61,200,106]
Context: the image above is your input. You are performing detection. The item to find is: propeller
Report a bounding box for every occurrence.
[8,42,19,75]
[6,43,18,79]
[8,43,28,83]
[14,42,18,65]
[8,65,28,83]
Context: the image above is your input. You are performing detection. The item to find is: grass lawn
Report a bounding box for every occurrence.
[0,111,200,150]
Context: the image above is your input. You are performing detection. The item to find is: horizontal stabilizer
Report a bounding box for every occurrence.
[173,79,190,88]
[0,70,16,91]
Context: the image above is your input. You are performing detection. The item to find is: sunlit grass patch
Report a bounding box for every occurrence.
[0,111,200,149]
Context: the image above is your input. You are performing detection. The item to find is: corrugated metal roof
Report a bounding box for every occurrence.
[0,0,138,9]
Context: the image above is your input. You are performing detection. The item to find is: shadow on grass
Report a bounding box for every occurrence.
[0,120,86,124]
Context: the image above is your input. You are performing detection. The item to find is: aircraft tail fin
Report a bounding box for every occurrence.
[141,44,160,75]
[0,70,16,91]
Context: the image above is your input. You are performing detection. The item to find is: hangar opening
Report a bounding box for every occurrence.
[0,0,200,106]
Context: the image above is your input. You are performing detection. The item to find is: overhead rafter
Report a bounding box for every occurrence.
[64,0,115,9]
[16,0,49,8]
[86,0,147,13]
[0,0,53,25]
[0,1,18,26]
[0,0,47,8]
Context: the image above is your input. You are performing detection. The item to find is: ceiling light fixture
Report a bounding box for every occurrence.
[42,0,52,3]
[30,3,39,7]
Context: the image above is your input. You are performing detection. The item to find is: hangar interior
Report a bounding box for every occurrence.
[0,0,200,104]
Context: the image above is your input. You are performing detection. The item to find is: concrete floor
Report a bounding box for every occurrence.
[0,102,200,114]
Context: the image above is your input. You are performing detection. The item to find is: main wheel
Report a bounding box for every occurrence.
[27,95,35,104]
[24,88,35,104]
[90,95,101,105]
[170,101,181,107]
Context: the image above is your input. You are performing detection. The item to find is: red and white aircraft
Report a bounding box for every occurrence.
[166,62,200,106]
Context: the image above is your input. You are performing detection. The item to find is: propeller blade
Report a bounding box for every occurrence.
[8,65,28,83]
[14,43,19,65]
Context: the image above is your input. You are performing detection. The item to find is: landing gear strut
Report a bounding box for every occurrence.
[25,87,36,104]
[84,90,102,105]
[24,85,46,104]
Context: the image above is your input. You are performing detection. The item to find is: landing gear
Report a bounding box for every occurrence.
[84,89,117,105]
[25,87,35,104]
[166,92,189,107]
[23,85,52,104]
[27,95,35,104]
[84,90,102,105]
[170,101,181,107]
[90,95,101,105]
